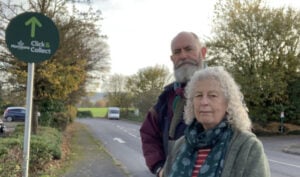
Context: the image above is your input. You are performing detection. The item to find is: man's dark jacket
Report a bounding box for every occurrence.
[140,83,186,173]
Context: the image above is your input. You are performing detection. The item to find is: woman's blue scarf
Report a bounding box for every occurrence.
[169,118,233,177]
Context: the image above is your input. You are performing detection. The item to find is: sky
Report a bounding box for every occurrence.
[79,0,217,76]
[72,0,300,78]
[4,0,300,92]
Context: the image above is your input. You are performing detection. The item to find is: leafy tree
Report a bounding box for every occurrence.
[126,65,172,117]
[207,0,300,123]
[78,96,94,107]
[94,99,107,107]
[287,75,300,124]
[103,74,133,109]
[0,0,110,133]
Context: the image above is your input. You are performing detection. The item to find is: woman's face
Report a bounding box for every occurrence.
[192,78,228,130]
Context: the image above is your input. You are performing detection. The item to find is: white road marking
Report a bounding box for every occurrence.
[116,125,140,139]
[113,137,126,143]
[269,159,300,168]
[129,132,138,138]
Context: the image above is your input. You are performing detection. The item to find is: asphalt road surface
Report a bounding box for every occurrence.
[77,118,153,177]
[260,135,300,177]
[77,118,300,177]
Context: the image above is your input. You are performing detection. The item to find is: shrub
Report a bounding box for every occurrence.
[287,130,300,135]
[51,112,70,131]
[77,110,93,118]
[30,136,53,172]
[0,126,62,177]
[66,105,77,122]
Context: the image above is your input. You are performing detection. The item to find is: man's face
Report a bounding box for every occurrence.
[170,33,203,83]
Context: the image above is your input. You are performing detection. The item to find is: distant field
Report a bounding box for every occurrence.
[77,107,108,118]
[77,107,142,121]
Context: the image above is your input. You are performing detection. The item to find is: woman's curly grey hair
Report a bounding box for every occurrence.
[184,66,252,131]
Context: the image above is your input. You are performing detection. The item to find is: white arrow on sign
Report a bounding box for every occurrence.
[113,137,125,144]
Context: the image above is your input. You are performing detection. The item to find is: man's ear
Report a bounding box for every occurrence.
[170,55,175,62]
[201,47,207,59]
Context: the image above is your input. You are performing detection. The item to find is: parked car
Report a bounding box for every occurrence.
[3,107,26,122]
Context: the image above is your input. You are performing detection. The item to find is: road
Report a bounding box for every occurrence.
[77,118,153,177]
[260,135,300,177]
[77,118,300,177]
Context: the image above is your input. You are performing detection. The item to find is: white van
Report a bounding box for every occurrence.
[107,107,120,120]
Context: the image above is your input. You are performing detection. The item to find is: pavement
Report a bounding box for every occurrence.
[283,144,300,156]
[62,122,128,177]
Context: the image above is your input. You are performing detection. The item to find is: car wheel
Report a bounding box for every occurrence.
[6,117,13,122]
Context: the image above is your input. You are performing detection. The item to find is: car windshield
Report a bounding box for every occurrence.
[110,110,119,114]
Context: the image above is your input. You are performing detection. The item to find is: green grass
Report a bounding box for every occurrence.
[77,107,143,122]
[77,107,108,118]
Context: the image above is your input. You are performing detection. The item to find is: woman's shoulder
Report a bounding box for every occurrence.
[231,129,263,148]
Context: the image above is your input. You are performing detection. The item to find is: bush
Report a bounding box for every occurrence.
[116,108,142,122]
[77,107,108,118]
[50,112,70,131]
[290,117,300,126]
[287,130,300,135]
[0,144,23,176]
[39,99,75,130]
[66,105,77,122]
[30,136,53,172]
[77,110,93,118]
[0,126,62,177]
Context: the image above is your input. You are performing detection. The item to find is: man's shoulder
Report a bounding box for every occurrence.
[163,82,175,92]
[153,83,175,110]
[158,82,175,100]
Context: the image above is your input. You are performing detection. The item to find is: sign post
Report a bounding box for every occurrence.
[279,111,285,133]
[5,12,59,177]
[23,63,34,177]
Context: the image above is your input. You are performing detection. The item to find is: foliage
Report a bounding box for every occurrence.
[77,96,95,107]
[207,0,300,123]
[94,99,108,107]
[66,105,78,122]
[126,65,172,116]
[77,110,93,117]
[77,107,143,122]
[0,0,110,132]
[287,75,300,124]
[0,125,61,177]
[77,107,108,117]
[38,99,77,131]
[39,99,65,127]
[120,109,144,122]
[103,74,133,108]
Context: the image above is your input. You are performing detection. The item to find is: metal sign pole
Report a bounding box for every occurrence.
[22,63,35,177]
[5,12,59,177]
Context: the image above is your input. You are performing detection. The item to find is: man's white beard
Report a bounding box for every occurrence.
[174,64,200,83]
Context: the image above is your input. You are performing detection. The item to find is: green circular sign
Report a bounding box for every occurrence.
[5,12,59,63]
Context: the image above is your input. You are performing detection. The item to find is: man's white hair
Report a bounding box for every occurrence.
[184,66,252,131]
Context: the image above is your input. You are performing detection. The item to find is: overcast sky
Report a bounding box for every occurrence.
[72,0,300,78]
[77,0,216,76]
[7,0,300,91]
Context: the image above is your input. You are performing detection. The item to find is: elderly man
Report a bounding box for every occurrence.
[140,31,207,176]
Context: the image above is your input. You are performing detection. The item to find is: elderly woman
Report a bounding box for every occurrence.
[162,66,270,177]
